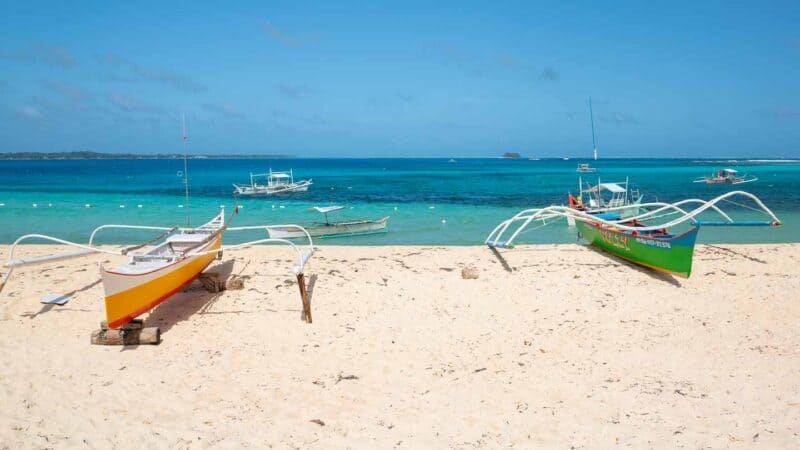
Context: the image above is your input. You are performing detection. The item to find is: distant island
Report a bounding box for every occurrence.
[0,151,294,160]
[502,152,522,158]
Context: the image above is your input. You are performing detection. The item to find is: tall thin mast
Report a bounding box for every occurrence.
[182,114,190,227]
[589,97,598,161]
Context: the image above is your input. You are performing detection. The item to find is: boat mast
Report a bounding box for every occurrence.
[182,114,190,227]
[589,97,598,161]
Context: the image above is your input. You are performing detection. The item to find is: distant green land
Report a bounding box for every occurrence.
[0,151,294,160]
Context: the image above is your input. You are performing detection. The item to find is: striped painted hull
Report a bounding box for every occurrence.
[101,236,221,329]
[575,220,699,277]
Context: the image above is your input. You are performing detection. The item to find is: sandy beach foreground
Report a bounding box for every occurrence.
[1,243,798,448]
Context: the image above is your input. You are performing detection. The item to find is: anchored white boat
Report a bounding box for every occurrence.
[693,168,758,185]
[233,169,312,196]
[576,97,601,173]
[267,206,389,239]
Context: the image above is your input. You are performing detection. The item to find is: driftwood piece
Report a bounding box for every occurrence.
[198,272,245,292]
[297,273,312,324]
[91,326,160,345]
[198,272,226,293]
[461,266,479,279]
[226,275,245,290]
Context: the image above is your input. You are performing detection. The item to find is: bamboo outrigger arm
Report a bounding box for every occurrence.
[0,233,124,294]
[1,222,316,296]
[486,191,781,249]
[198,224,315,274]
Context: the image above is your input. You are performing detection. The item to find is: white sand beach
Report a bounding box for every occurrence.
[0,243,798,448]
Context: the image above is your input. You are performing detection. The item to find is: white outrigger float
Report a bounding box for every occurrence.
[485,191,781,278]
[233,169,312,196]
[0,207,315,328]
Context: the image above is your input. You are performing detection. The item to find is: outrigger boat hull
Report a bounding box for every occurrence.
[101,235,221,329]
[485,191,780,278]
[575,220,699,277]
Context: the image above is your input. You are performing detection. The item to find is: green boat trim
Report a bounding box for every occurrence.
[575,220,699,277]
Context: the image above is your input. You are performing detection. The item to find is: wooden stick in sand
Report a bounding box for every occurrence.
[297,273,312,324]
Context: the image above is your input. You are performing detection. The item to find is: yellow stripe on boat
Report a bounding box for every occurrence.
[103,237,220,329]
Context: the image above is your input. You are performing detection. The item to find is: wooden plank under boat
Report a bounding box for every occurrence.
[101,211,224,328]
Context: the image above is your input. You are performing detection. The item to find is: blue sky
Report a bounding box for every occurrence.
[1,1,798,157]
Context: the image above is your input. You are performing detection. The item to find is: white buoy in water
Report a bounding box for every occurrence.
[32,203,38,208]
[119,205,125,208]
[429,206,435,209]
[178,204,184,208]
[48,203,53,207]
[272,205,276,209]
[393,206,398,211]
[85,204,92,208]
[0,203,5,207]
[279,205,285,209]
[138,204,143,208]
[442,219,446,224]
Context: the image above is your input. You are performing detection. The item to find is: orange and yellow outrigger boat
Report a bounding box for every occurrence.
[0,206,314,328]
[0,117,315,328]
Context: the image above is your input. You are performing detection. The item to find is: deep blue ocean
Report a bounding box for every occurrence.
[0,158,797,245]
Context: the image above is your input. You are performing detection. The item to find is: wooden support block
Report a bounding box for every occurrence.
[91,327,160,345]
[297,273,312,324]
[198,272,225,293]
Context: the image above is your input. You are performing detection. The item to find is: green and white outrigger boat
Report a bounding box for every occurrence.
[486,191,781,277]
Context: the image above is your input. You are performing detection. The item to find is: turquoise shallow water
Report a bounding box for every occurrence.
[0,158,797,245]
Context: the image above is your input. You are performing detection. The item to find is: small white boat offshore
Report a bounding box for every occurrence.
[693,168,758,185]
[233,169,313,196]
[576,163,597,173]
[267,206,389,239]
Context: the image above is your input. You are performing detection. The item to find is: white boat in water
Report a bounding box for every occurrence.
[233,169,312,196]
[267,206,389,239]
[575,97,600,173]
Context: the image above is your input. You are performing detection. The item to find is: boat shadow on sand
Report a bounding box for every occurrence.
[20,279,103,319]
[142,260,319,337]
[586,245,683,287]
[144,259,237,336]
[488,244,682,286]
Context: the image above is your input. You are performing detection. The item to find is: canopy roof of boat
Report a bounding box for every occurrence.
[270,173,291,178]
[721,168,738,174]
[313,205,345,213]
[597,182,625,193]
